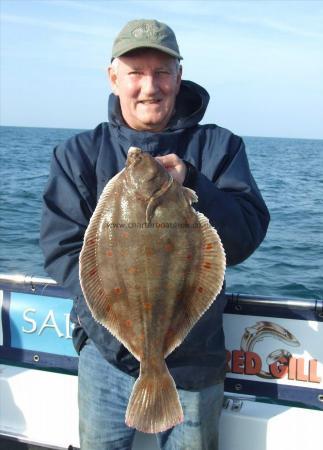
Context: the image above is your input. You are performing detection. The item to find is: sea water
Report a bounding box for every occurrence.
[0,125,322,299]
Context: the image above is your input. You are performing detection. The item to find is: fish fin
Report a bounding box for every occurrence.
[79,170,125,331]
[125,363,183,433]
[164,211,226,357]
[182,187,198,204]
[189,211,226,310]
[146,176,174,223]
[146,196,161,223]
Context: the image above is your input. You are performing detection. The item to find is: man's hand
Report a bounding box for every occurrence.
[155,154,187,185]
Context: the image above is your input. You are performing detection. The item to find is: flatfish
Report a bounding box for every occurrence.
[79,147,226,433]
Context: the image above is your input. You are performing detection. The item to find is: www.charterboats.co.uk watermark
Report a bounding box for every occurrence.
[106,222,206,229]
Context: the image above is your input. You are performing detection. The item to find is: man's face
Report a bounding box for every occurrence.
[108,49,182,132]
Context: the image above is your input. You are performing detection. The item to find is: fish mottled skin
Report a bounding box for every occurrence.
[79,147,226,433]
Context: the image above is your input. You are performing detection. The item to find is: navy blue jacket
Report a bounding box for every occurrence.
[40,80,270,389]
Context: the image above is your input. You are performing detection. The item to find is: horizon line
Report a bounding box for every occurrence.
[0,124,322,142]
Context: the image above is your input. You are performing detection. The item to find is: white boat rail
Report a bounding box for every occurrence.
[1,273,322,314]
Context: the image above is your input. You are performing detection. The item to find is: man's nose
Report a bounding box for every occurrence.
[141,75,159,95]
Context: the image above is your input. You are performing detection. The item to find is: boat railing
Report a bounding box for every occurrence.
[0,273,322,315]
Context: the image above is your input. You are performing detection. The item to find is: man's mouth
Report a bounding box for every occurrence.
[138,99,162,105]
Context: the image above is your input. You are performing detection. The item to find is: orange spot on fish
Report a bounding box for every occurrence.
[164,243,174,252]
[145,246,154,256]
[144,303,152,311]
[114,287,122,295]
[125,319,132,327]
[198,286,204,293]
[87,238,96,245]
[121,231,129,238]
[165,328,175,342]
[128,266,138,274]
[89,268,96,277]
[205,243,213,250]
[106,249,113,257]
[186,254,193,260]
[204,262,211,269]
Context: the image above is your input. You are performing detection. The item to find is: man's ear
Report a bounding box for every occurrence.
[176,65,182,95]
[108,66,119,96]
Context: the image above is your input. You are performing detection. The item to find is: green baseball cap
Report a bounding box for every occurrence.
[111,19,183,61]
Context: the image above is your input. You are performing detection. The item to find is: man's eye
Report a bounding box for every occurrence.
[129,71,141,75]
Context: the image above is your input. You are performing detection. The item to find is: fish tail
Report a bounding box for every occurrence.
[125,363,183,433]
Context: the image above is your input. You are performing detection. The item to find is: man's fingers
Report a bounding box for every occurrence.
[155,154,180,168]
[154,154,187,184]
[155,155,181,172]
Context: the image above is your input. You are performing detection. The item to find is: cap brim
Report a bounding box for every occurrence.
[112,43,183,61]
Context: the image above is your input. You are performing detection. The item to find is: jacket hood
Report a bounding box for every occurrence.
[108,79,210,131]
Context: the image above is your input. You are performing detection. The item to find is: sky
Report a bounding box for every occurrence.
[1,0,323,139]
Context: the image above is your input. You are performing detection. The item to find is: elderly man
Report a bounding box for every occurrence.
[40,19,269,450]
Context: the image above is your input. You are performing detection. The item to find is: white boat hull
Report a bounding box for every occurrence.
[0,275,322,449]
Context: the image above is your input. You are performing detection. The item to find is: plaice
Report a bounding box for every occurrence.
[79,147,226,433]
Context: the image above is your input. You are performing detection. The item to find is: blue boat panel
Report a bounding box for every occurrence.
[9,292,77,357]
